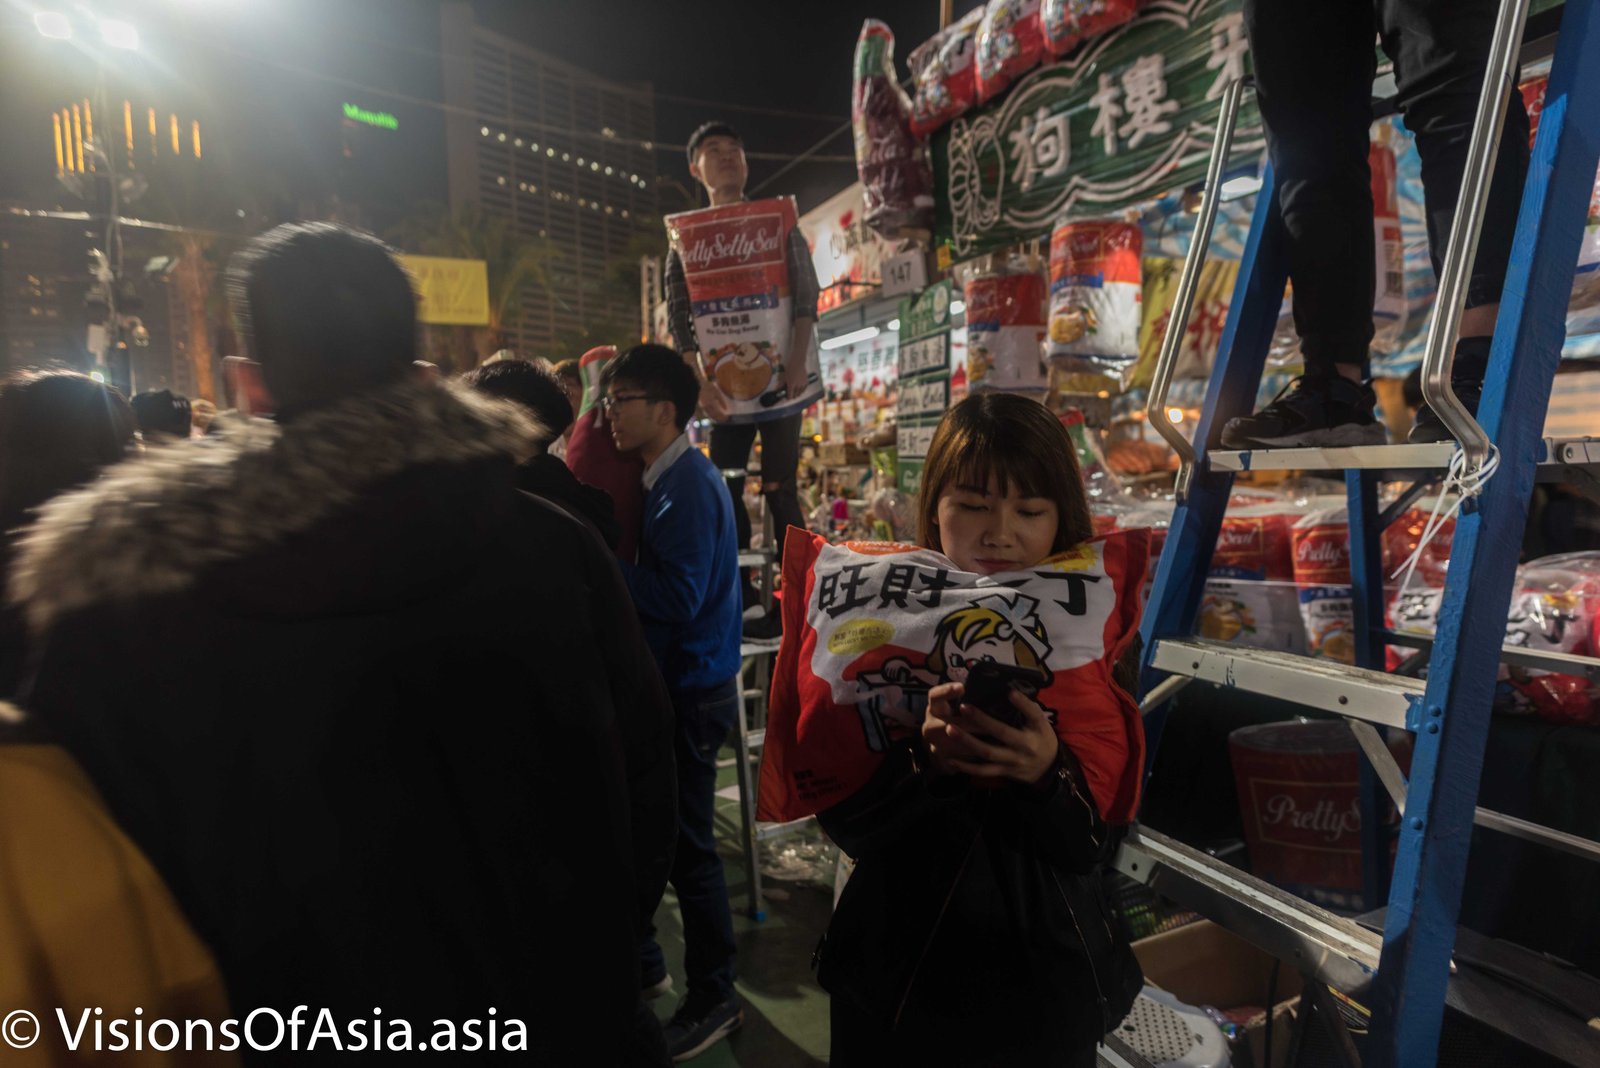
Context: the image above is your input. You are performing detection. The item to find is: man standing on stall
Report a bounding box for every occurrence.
[665,121,822,637]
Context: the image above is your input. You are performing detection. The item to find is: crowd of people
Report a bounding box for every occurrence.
[0,121,1145,1067]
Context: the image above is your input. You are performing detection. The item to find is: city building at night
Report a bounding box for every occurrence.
[439,2,659,353]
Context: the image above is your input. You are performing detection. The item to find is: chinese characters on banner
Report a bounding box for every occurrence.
[935,0,1264,258]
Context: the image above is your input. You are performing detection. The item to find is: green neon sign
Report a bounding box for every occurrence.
[343,102,398,131]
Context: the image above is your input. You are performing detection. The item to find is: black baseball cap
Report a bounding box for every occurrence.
[686,121,742,166]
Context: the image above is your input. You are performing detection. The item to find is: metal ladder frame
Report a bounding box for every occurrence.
[1129,1,1600,1064]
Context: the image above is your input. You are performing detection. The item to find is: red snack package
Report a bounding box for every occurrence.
[1046,220,1144,378]
[965,270,1050,394]
[758,529,1151,825]
[664,197,823,422]
[1503,553,1600,725]
[1041,0,1140,57]
[1292,507,1355,664]
[908,8,984,139]
[1202,503,1305,654]
[853,20,934,238]
[975,0,1045,105]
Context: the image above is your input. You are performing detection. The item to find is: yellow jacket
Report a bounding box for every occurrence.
[0,743,238,1066]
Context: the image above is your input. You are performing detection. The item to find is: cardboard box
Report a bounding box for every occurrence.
[1132,920,1302,1068]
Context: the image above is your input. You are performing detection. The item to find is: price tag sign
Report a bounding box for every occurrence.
[900,376,950,418]
[881,249,929,298]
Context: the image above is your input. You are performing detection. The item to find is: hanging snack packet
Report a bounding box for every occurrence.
[966,269,1050,394]
[1046,220,1144,380]
[853,20,935,238]
[665,197,823,423]
[1041,0,1141,56]
[975,0,1044,105]
[908,8,984,139]
[1292,506,1355,664]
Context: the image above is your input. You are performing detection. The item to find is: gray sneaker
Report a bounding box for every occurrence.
[663,994,743,1062]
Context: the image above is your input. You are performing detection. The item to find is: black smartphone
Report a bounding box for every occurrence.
[960,661,1047,729]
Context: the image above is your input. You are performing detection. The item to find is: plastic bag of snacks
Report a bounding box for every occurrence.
[1058,407,1125,501]
[853,20,935,238]
[1202,502,1308,655]
[908,8,984,139]
[664,197,824,422]
[1292,505,1355,663]
[1046,220,1144,381]
[1501,552,1600,725]
[975,0,1045,105]
[966,269,1050,394]
[758,530,1151,825]
[1380,502,1456,669]
[1041,0,1141,57]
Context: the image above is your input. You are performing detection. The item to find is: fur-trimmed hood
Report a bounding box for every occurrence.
[10,377,542,635]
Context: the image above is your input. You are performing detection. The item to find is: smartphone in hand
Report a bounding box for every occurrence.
[960,661,1047,730]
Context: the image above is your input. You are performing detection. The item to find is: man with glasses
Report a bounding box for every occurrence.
[602,344,745,1061]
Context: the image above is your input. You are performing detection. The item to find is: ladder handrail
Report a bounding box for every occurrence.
[1145,76,1249,501]
[1416,0,1532,471]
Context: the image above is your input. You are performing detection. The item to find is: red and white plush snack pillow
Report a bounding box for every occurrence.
[758,528,1150,827]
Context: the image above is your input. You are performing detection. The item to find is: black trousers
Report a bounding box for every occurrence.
[709,412,806,562]
[1244,0,1530,371]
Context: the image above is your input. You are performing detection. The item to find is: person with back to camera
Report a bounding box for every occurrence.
[10,222,652,1065]
[807,393,1145,1067]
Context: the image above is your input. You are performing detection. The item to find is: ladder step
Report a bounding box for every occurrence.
[1379,628,1600,682]
[738,550,775,567]
[1210,442,1454,474]
[744,728,765,750]
[1113,824,1381,993]
[1208,436,1600,475]
[754,815,816,841]
[1149,638,1421,729]
[740,640,781,659]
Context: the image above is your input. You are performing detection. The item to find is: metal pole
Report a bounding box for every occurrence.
[1146,77,1247,500]
[1417,0,1531,471]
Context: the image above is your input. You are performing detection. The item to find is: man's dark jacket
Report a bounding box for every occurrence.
[11,379,674,1064]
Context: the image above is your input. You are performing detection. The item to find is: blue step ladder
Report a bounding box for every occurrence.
[1116,0,1600,1064]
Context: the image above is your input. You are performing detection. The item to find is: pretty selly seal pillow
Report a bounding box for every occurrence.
[758,528,1149,825]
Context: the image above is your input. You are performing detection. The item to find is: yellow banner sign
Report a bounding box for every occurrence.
[399,254,489,326]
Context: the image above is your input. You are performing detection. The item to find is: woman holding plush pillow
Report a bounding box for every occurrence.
[810,392,1145,1066]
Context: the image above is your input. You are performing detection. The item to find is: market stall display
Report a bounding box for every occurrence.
[852,19,934,238]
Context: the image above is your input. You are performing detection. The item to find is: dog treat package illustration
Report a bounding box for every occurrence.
[665,197,822,422]
[908,7,984,138]
[758,529,1150,827]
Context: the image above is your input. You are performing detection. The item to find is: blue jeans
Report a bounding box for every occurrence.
[640,677,740,1003]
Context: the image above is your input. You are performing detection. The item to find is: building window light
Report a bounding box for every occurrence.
[497,133,506,142]
[591,162,599,171]
[547,148,555,157]
[480,126,490,136]
[562,153,570,161]
[497,175,506,185]
[604,166,613,175]
[530,142,538,151]
[513,137,522,147]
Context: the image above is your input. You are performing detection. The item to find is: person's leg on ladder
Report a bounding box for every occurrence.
[1223,0,1387,449]
[1382,0,1531,442]
[709,421,759,606]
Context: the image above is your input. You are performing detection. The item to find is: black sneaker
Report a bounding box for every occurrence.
[1408,378,1484,443]
[1219,374,1387,448]
[663,994,743,1062]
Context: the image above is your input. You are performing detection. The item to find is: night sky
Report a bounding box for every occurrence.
[0,0,984,220]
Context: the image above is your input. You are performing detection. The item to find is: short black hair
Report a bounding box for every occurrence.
[686,121,741,166]
[131,389,191,438]
[226,222,417,418]
[0,370,135,530]
[601,344,699,431]
[460,358,571,444]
